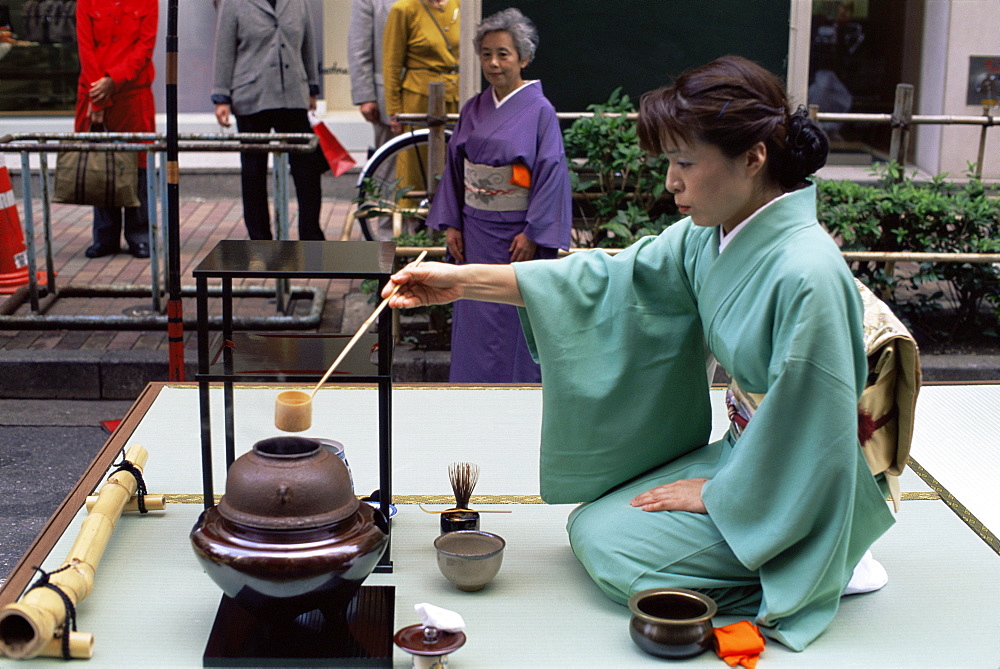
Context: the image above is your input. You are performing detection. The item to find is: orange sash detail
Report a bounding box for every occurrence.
[509,163,531,188]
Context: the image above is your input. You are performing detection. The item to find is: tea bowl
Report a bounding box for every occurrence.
[433,530,505,592]
[627,588,717,659]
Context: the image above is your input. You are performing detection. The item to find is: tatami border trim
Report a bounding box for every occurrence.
[909,458,999,556]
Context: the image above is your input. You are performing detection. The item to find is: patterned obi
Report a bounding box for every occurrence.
[721,279,920,512]
[463,160,530,212]
[725,380,763,440]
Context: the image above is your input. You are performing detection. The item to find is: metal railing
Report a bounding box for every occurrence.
[0,132,327,329]
[398,81,998,180]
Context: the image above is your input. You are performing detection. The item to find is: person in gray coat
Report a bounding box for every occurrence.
[211,0,325,240]
[348,0,395,151]
[348,0,396,239]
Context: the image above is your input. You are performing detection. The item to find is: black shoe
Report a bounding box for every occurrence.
[85,244,120,258]
[129,243,150,259]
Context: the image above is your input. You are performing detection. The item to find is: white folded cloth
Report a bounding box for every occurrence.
[843,550,889,596]
[415,602,465,632]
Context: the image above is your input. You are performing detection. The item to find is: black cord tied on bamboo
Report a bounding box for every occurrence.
[27,565,77,660]
[110,457,148,514]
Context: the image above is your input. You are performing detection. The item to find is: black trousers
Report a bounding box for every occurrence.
[92,168,149,250]
[235,108,324,240]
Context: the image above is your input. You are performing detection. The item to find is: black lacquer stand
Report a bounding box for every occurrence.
[203,586,395,667]
[194,241,398,572]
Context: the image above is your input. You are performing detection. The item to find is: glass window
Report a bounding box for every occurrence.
[0,0,79,113]
[808,0,919,162]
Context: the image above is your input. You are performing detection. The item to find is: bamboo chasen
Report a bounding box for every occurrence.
[0,445,149,659]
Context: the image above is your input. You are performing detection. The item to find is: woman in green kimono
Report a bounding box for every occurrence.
[383,55,894,651]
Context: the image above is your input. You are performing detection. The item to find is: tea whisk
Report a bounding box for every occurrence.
[449,462,480,510]
[418,462,510,514]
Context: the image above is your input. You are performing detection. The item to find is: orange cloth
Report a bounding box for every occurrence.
[509,163,532,189]
[713,621,765,669]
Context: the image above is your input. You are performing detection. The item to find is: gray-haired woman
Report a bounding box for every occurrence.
[474,6,538,64]
[424,7,571,382]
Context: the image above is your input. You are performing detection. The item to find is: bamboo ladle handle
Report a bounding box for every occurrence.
[274,251,427,432]
[309,250,428,397]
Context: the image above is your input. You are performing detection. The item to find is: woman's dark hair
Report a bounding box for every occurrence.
[637,55,828,190]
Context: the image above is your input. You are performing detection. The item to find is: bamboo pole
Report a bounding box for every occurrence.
[840,251,1000,264]
[85,494,165,513]
[396,111,996,126]
[38,631,94,659]
[0,445,149,659]
[392,247,1000,265]
[393,105,994,178]
[427,81,447,200]
[889,83,914,172]
[975,104,995,179]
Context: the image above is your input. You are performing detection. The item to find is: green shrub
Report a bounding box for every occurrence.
[562,88,680,248]
[818,163,1000,344]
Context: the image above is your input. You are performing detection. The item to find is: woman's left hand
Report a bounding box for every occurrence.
[630,478,709,513]
[88,76,114,104]
[309,95,317,112]
[509,232,537,263]
[446,227,465,264]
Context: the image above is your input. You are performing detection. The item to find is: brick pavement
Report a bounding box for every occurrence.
[0,194,367,358]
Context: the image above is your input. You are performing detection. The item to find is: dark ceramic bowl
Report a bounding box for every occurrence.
[440,508,480,534]
[627,588,717,659]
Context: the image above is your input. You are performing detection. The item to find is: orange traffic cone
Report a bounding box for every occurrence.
[0,154,29,294]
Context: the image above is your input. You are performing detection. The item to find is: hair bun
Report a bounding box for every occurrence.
[778,107,829,188]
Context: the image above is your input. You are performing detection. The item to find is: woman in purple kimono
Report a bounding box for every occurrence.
[427,8,572,383]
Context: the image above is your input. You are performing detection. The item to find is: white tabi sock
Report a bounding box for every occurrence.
[842,550,889,596]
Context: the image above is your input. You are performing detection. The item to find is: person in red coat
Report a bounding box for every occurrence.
[74,0,157,258]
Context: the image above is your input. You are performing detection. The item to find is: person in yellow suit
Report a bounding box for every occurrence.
[382,0,460,213]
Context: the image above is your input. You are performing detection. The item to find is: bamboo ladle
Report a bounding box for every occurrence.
[275,251,428,432]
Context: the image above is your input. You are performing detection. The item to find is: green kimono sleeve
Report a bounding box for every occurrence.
[514,231,713,503]
[701,258,895,651]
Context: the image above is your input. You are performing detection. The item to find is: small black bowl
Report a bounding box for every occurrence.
[440,508,480,534]
[627,588,717,659]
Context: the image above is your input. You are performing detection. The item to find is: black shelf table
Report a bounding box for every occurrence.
[193,240,397,570]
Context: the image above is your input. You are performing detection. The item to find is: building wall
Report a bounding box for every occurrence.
[150,0,328,115]
[150,0,217,116]
[4,0,996,176]
[321,0,353,113]
[915,0,950,173]
[480,0,790,114]
[917,0,999,179]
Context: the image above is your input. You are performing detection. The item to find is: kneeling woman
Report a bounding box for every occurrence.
[383,55,893,650]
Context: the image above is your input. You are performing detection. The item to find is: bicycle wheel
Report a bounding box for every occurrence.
[353,127,452,241]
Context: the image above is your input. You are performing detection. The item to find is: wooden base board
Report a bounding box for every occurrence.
[203,586,395,667]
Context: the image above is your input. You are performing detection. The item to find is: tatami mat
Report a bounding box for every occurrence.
[11,385,1000,667]
[909,384,1000,547]
[129,385,734,498]
[20,497,1000,667]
